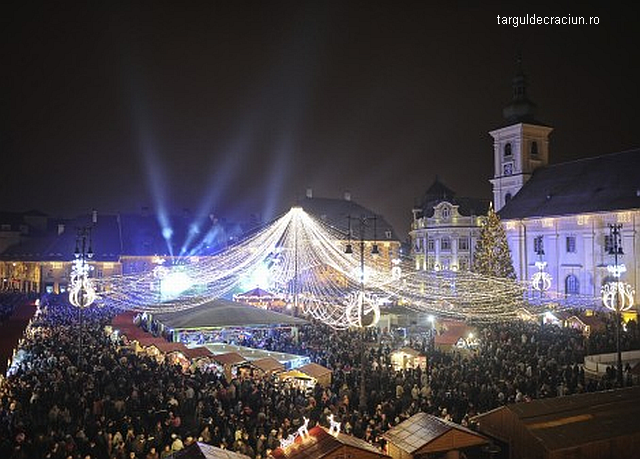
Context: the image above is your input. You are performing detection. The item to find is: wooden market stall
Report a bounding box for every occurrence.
[383,412,488,459]
[250,356,285,376]
[167,441,250,459]
[391,347,426,371]
[271,425,390,459]
[472,386,640,459]
[210,352,247,380]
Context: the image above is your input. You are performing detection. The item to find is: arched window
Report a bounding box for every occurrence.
[565,275,579,295]
[442,206,450,219]
[531,141,539,157]
[504,143,512,157]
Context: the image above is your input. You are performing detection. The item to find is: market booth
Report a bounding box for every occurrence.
[391,347,426,371]
[210,352,247,380]
[383,412,489,459]
[271,425,390,459]
[279,362,332,390]
[249,356,286,376]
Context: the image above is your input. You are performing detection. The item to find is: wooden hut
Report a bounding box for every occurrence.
[296,362,332,387]
[272,425,390,459]
[390,347,426,371]
[210,352,246,380]
[250,356,285,376]
[472,386,640,459]
[383,412,488,459]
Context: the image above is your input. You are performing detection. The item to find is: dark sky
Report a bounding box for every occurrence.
[2,2,639,237]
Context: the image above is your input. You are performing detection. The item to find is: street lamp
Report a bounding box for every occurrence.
[69,226,96,366]
[345,215,380,415]
[601,224,635,386]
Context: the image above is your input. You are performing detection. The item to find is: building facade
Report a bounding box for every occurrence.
[491,67,640,307]
[410,178,489,272]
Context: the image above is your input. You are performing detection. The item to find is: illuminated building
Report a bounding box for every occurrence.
[410,178,489,272]
[491,65,639,308]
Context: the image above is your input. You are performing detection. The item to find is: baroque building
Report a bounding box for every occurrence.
[410,178,489,272]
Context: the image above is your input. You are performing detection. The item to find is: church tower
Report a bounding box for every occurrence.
[489,59,553,211]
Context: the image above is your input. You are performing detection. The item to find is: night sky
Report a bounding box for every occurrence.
[2,2,639,237]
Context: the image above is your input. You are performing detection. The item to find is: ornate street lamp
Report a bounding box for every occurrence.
[69,226,96,366]
[601,224,635,386]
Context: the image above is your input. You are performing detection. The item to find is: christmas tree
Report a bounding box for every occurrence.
[472,204,517,279]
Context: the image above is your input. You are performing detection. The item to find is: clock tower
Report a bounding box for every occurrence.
[490,59,553,211]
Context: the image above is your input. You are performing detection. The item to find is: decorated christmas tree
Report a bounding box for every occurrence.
[472,204,517,279]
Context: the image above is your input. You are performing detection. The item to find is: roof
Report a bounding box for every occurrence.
[234,287,277,299]
[393,347,422,357]
[297,196,399,241]
[297,362,332,378]
[168,442,250,459]
[151,297,308,330]
[417,177,489,218]
[272,426,389,459]
[211,352,246,365]
[499,149,640,220]
[251,356,285,373]
[383,412,488,454]
[473,386,640,452]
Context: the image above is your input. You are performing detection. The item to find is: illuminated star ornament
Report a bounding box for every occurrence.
[96,207,530,327]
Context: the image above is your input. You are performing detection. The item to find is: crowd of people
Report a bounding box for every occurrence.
[0,293,637,459]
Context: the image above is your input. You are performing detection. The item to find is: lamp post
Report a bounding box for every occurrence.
[345,215,380,415]
[601,224,635,386]
[69,226,96,367]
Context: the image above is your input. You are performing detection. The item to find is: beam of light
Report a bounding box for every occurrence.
[179,132,253,257]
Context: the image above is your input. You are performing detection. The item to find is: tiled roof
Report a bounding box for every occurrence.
[499,149,640,220]
[417,177,489,218]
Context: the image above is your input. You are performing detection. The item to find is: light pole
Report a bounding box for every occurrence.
[601,224,635,386]
[69,226,96,367]
[345,215,380,414]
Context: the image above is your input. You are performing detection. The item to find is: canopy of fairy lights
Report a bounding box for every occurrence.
[94,207,573,328]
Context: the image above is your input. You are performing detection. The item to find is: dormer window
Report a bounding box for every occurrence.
[442,206,450,219]
[530,141,539,157]
[504,142,512,157]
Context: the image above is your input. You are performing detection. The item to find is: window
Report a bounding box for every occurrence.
[441,237,451,251]
[458,237,469,251]
[533,236,544,255]
[565,275,579,295]
[385,230,392,239]
[459,258,468,270]
[505,193,512,205]
[531,141,539,157]
[566,236,576,253]
[504,143,512,157]
[427,238,435,252]
[442,206,450,219]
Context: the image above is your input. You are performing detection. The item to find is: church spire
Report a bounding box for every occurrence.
[503,53,538,123]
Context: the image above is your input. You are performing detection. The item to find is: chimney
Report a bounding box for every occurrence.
[344,192,351,201]
[306,188,313,198]
[57,223,65,235]
[92,209,98,224]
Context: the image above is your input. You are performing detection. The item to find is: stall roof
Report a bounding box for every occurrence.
[251,357,285,373]
[151,297,308,330]
[473,386,640,452]
[211,352,246,366]
[298,363,331,378]
[383,412,488,454]
[272,426,389,459]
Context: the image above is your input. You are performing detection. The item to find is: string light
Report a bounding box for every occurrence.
[94,207,590,327]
